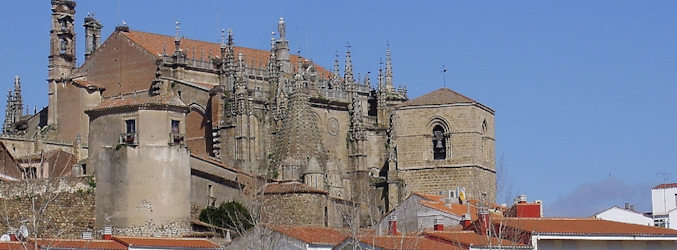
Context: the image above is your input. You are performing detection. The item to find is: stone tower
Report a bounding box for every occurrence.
[83,14,103,60]
[392,88,496,204]
[48,0,77,125]
[87,94,191,236]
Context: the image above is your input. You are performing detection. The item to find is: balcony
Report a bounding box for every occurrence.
[119,132,138,145]
[170,133,185,145]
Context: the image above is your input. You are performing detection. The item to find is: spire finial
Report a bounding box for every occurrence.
[174,21,180,40]
[278,17,286,40]
[385,42,393,88]
[220,29,226,48]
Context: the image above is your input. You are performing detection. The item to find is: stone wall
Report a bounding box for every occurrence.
[262,193,326,226]
[398,166,496,202]
[0,176,95,239]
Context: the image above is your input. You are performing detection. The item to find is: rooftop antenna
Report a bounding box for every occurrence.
[441,65,447,88]
[657,172,671,215]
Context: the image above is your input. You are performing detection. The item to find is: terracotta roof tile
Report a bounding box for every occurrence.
[413,193,502,220]
[266,225,348,245]
[112,236,219,249]
[653,183,677,189]
[121,30,331,78]
[497,217,677,236]
[33,239,126,249]
[397,88,477,108]
[263,182,328,195]
[91,95,187,111]
[424,230,527,247]
[0,242,32,250]
[354,235,461,250]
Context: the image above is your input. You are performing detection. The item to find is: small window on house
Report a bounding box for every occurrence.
[82,164,87,175]
[125,119,136,134]
[177,90,182,98]
[23,167,37,179]
[122,119,137,144]
[432,125,446,160]
[171,120,180,134]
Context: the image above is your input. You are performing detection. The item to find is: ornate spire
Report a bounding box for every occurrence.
[385,43,393,89]
[364,72,371,86]
[3,89,13,134]
[226,28,235,71]
[12,76,23,120]
[219,29,226,58]
[174,21,181,52]
[344,42,354,84]
[333,52,340,79]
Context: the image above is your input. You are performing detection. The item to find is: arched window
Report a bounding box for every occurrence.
[432,125,446,160]
[60,39,68,54]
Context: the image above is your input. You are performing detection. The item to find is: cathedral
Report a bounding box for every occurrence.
[1,0,496,236]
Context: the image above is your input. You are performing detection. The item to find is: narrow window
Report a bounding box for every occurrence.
[123,119,136,144]
[82,164,87,175]
[433,125,446,160]
[125,119,136,134]
[171,120,180,134]
[674,194,677,208]
[60,39,68,54]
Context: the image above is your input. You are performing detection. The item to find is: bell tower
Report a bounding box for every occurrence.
[48,0,76,125]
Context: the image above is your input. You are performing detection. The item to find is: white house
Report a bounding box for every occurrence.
[651,183,677,229]
[594,206,653,226]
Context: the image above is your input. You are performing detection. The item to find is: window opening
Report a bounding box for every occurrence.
[433,125,446,160]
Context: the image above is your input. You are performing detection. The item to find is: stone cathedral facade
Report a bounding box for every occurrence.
[2,0,496,234]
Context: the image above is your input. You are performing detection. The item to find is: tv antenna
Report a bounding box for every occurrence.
[441,65,447,88]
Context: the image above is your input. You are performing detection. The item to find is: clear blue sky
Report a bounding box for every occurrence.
[1,1,676,217]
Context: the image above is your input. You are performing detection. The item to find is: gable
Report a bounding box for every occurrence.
[76,31,159,98]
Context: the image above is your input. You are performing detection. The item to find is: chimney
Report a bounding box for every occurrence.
[103,226,112,240]
[388,215,398,235]
[9,233,16,241]
[478,208,490,235]
[461,213,472,230]
[82,231,92,240]
[434,217,444,231]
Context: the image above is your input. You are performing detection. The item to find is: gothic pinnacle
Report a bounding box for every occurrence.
[344,42,354,84]
[385,42,393,88]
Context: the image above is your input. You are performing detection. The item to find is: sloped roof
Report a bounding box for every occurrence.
[412,192,503,220]
[90,95,187,111]
[653,183,677,189]
[120,30,331,78]
[352,235,461,250]
[32,239,126,249]
[397,88,477,108]
[112,236,220,249]
[497,217,677,236]
[267,225,348,245]
[424,230,527,248]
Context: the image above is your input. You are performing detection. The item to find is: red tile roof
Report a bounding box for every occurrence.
[263,182,328,195]
[0,242,32,250]
[397,88,478,108]
[412,192,502,220]
[112,236,219,249]
[121,30,331,78]
[424,230,527,248]
[653,183,677,189]
[266,225,348,245]
[497,218,677,236]
[32,239,126,249]
[354,235,462,250]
